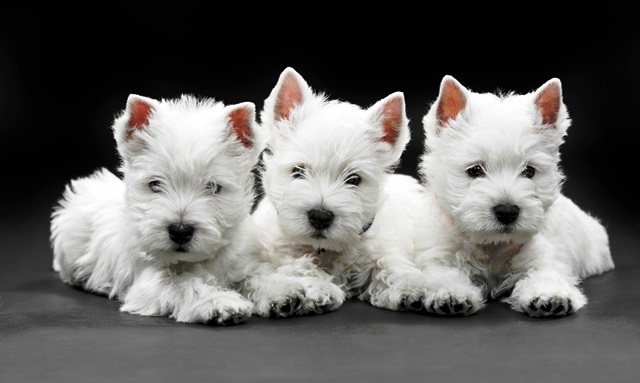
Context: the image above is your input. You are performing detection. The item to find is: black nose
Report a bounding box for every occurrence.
[492,203,520,225]
[307,209,334,230]
[168,223,195,245]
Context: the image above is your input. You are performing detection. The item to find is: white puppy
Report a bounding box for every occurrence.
[242,67,431,318]
[50,94,263,324]
[414,75,615,317]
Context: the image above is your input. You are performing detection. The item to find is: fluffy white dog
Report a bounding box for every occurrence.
[414,75,615,317]
[50,94,264,324]
[243,67,431,317]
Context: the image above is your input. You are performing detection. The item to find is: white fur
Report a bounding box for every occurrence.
[243,67,431,317]
[50,94,265,324]
[414,75,614,317]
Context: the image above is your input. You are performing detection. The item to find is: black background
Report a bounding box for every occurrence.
[2,3,638,231]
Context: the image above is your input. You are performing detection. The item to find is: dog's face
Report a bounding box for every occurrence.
[259,67,410,251]
[420,76,569,245]
[112,94,261,262]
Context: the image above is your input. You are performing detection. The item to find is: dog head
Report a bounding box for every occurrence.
[259,67,410,251]
[419,75,569,244]
[112,94,261,262]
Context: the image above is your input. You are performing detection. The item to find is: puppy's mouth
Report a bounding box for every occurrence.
[174,246,189,253]
[497,225,514,234]
[310,231,326,239]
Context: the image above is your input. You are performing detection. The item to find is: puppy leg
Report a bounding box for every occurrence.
[243,257,344,318]
[503,238,586,317]
[422,264,486,316]
[121,264,254,325]
[504,269,586,317]
[414,246,486,316]
[363,254,431,312]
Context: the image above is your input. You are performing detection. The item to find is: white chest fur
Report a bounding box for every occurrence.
[466,242,525,299]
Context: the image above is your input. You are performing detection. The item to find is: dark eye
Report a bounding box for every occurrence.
[149,180,163,193]
[466,165,485,178]
[345,173,361,186]
[292,165,306,179]
[521,165,536,178]
[205,181,221,195]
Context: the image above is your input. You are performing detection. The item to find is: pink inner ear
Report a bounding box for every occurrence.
[535,82,561,125]
[381,97,403,145]
[274,72,303,121]
[126,99,153,139]
[437,80,466,127]
[228,108,253,148]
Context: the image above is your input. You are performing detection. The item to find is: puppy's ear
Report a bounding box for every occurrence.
[225,102,256,148]
[224,102,262,160]
[262,67,314,124]
[113,94,160,156]
[435,75,468,134]
[534,78,563,127]
[124,95,157,139]
[368,91,410,165]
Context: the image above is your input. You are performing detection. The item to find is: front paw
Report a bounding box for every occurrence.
[423,286,485,316]
[251,280,306,318]
[367,273,431,312]
[525,296,575,317]
[505,277,587,317]
[208,297,254,325]
[253,279,344,318]
[300,280,345,314]
[173,291,254,325]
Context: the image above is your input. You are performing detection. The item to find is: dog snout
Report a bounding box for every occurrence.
[168,223,195,245]
[492,203,520,225]
[307,209,334,230]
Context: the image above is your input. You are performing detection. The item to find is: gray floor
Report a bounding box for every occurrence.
[1,195,638,383]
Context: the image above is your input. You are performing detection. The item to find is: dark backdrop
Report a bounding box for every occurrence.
[2,4,638,231]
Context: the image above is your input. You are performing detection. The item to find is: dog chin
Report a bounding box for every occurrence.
[297,232,345,252]
[468,230,533,245]
[151,249,216,264]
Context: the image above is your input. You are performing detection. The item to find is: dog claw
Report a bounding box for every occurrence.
[218,316,242,326]
[529,298,539,311]
[400,294,424,312]
[286,296,302,314]
[312,295,338,314]
[280,300,292,314]
[268,295,303,318]
[268,307,280,318]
